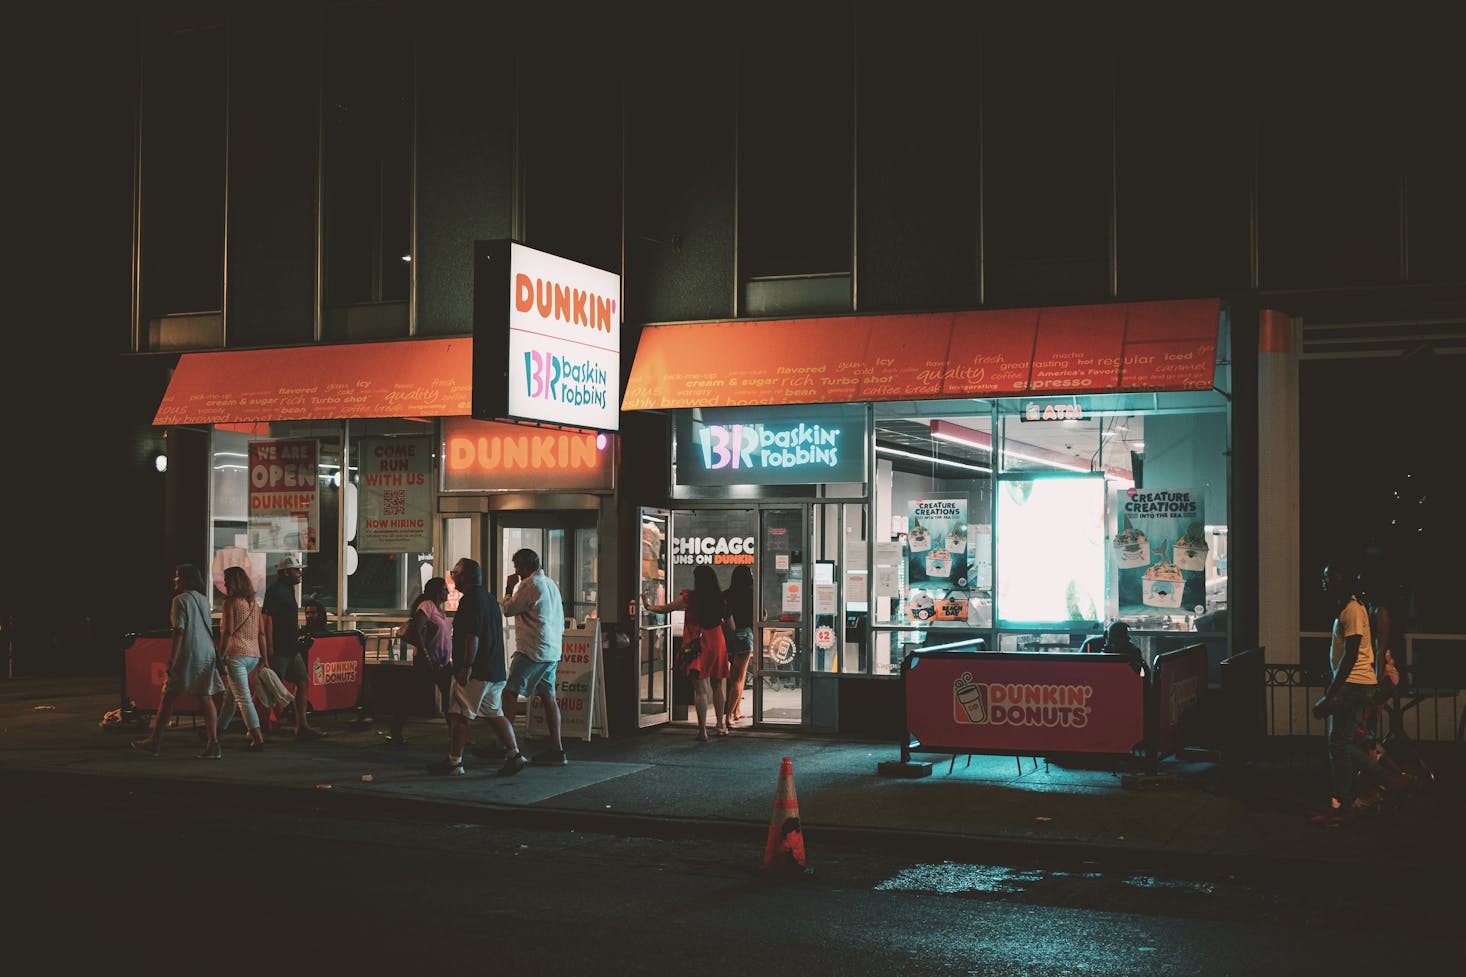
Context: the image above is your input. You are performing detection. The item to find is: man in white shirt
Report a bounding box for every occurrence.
[499,548,568,768]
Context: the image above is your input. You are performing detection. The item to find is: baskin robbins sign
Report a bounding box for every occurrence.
[473,240,621,432]
[675,404,867,486]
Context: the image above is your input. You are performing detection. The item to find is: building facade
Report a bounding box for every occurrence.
[10,4,1463,739]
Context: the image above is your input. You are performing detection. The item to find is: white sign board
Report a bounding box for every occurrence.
[526,621,608,742]
[507,243,621,431]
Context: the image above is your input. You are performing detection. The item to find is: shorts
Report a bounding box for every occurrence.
[504,653,558,697]
[272,652,308,685]
[447,677,506,720]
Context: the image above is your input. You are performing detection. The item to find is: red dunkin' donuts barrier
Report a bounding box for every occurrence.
[122,630,203,715]
[122,628,366,718]
[903,650,1147,757]
[303,631,366,713]
[1150,642,1209,762]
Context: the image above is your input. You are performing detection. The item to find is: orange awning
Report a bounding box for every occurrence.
[622,298,1221,410]
[153,338,474,425]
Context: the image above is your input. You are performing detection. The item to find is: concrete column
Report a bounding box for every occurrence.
[1256,310,1300,670]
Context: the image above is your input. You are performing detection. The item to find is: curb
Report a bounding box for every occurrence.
[5,764,1450,888]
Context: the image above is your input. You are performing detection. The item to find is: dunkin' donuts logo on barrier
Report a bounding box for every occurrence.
[952,672,1092,728]
[1166,675,1200,724]
[312,659,360,686]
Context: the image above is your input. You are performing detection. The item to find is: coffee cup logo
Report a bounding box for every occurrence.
[954,671,987,724]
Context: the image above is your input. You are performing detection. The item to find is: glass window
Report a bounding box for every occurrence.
[737,7,853,311]
[210,420,342,613]
[871,392,1229,665]
[875,408,993,643]
[346,418,439,614]
[323,2,412,317]
[139,8,226,335]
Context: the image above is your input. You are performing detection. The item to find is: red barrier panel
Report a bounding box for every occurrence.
[122,631,203,714]
[304,632,365,714]
[904,651,1145,756]
[1152,643,1208,760]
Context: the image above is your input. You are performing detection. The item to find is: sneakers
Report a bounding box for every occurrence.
[131,739,161,757]
[428,758,465,775]
[497,753,528,777]
[531,748,568,766]
[197,743,223,760]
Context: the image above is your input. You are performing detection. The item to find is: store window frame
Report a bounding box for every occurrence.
[867,390,1231,675]
[321,0,414,339]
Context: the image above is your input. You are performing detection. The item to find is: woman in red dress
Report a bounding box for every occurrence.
[643,565,731,740]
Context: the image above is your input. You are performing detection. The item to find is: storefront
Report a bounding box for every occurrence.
[151,337,617,641]
[623,298,1232,738]
[150,243,623,673]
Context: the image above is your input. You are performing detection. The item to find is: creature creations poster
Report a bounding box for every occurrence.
[1114,487,1207,615]
[906,496,969,621]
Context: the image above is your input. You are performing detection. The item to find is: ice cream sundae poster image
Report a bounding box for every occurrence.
[906,496,969,622]
[248,438,320,553]
[1115,487,1206,615]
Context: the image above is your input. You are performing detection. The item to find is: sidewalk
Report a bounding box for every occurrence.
[3,675,1462,883]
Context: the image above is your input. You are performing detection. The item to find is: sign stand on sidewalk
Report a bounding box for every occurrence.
[525,620,608,742]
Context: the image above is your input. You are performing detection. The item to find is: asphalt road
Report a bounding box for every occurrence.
[6,772,1453,975]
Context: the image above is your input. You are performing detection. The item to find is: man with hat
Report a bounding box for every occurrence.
[262,555,326,740]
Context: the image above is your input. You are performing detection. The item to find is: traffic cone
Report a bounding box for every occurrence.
[763,756,812,875]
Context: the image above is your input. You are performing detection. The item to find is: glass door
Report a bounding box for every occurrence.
[636,508,672,727]
[437,513,482,612]
[756,508,806,725]
[494,511,596,655]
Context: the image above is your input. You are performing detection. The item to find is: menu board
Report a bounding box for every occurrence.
[623,299,1220,410]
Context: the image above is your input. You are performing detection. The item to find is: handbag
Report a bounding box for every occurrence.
[675,631,703,676]
[254,665,295,709]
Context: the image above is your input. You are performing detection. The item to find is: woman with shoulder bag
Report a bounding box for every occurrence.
[643,565,731,741]
[385,577,454,745]
[215,566,267,754]
[133,564,226,758]
[724,564,757,728]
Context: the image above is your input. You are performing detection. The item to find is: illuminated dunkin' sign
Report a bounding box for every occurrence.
[675,404,867,486]
[441,417,614,493]
[473,240,621,432]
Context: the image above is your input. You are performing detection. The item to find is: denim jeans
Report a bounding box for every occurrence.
[217,655,261,732]
[1327,682,1381,803]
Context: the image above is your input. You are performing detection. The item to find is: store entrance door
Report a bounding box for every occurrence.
[752,502,863,730]
[493,512,599,635]
[636,507,673,727]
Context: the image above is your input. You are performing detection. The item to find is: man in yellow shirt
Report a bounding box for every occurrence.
[1311,562,1382,825]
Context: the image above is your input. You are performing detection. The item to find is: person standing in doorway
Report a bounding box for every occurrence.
[643,564,731,741]
[498,548,567,768]
[430,557,521,776]
[133,564,225,757]
[724,564,756,727]
[261,556,326,740]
